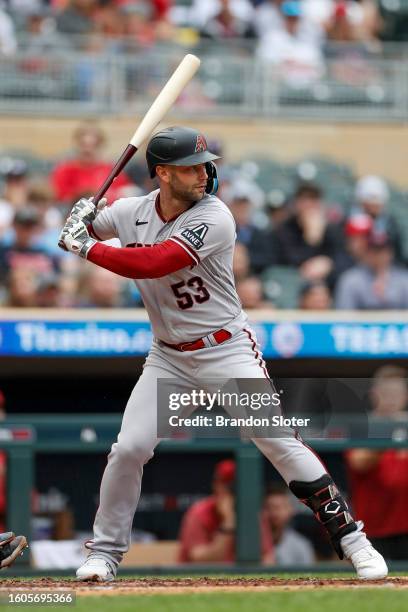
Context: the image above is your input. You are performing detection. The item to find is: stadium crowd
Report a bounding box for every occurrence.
[0,0,389,63]
[0,118,407,311]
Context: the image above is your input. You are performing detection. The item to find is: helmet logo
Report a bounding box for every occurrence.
[195,135,207,153]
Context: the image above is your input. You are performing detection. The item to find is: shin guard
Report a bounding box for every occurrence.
[289,474,357,559]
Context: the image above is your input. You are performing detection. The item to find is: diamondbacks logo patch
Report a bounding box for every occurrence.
[195,135,207,153]
[180,223,209,250]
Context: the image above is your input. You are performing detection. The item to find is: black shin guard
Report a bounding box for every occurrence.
[289,474,357,559]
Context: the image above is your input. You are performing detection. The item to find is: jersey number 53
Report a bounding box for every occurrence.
[171,277,210,309]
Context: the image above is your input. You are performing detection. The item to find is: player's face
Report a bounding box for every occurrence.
[264,494,293,529]
[167,164,208,202]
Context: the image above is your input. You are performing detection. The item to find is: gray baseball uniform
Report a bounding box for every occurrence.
[84,190,356,568]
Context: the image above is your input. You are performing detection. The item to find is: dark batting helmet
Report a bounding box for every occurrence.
[146,126,221,194]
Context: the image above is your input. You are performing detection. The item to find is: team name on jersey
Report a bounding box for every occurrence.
[180,224,209,250]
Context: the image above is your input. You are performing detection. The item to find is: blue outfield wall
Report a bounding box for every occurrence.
[1,310,408,358]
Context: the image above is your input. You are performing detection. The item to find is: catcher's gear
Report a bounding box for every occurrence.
[0,532,28,568]
[59,219,96,258]
[289,474,357,559]
[58,197,107,250]
[146,126,220,194]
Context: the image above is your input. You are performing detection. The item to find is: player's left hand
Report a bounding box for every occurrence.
[59,219,96,259]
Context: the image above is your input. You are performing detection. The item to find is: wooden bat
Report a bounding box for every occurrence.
[92,54,201,206]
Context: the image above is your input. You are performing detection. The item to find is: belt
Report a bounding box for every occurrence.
[161,329,232,352]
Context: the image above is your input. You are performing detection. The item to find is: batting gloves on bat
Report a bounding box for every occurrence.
[58,197,107,250]
[59,219,96,259]
[69,196,107,225]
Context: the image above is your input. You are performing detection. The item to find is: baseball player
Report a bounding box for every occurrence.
[59,127,388,582]
[0,532,27,568]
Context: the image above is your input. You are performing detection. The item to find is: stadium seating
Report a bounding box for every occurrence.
[261,266,302,309]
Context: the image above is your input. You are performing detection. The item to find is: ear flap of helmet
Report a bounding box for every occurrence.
[205,161,219,195]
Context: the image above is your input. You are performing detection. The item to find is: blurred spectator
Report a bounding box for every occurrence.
[345,365,408,560]
[335,232,408,310]
[264,189,290,230]
[178,459,236,563]
[200,0,256,39]
[93,1,124,40]
[261,482,315,565]
[254,0,324,43]
[120,2,157,46]
[36,273,63,308]
[0,7,17,56]
[233,242,251,282]
[351,175,403,263]
[228,186,274,273]
[256,0,325,89]
[27,179,61,228]
[273,182,343,284]
[22,6,64,53]
[368,365,408,417]
[77,265,127,308]
[334,213,372,277]
[56,0,97,36]
[298,280,332,310]
[0,159,29,237]
[324,2,382,87]
[326,1,382,44]
[236,276,274,309]
[190,0,254,31]
[0,207,59,284]
[5,266,38,307]
[27,179,64,257]
[51,121,131,205]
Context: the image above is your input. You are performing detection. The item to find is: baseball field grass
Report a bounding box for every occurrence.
[0,574,407,611]
[70,590,407,612]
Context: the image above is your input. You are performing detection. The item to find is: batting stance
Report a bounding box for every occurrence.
[59,127,387,581]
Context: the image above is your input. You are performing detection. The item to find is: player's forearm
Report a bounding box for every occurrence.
[87,239,193,279]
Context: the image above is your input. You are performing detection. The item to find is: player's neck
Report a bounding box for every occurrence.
[157,192,193,223]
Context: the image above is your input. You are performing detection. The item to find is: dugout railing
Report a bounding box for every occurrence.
[2,415,407,570]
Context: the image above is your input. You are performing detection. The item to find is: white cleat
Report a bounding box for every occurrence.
[349,545,388,580]
[76,557,115,582]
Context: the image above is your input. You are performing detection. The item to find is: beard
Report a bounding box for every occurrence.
[169,176,205,203]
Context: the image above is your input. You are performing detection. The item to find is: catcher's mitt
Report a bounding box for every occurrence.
[0,532,28,568]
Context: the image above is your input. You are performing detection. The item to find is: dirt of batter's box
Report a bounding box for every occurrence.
[0,577,407,595]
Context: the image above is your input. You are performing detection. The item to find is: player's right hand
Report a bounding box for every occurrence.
[59,219,96,259]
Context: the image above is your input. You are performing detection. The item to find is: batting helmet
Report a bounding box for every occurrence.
[146,126,221,194]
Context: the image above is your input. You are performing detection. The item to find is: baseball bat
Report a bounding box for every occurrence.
[92,53,201,206]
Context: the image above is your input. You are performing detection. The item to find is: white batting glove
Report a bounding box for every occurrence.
[59,220,97,259]
[59,197,107,250]
[69,196,107,225]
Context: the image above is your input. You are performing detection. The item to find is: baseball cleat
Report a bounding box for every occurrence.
[349,545,388,580]
[0,533,28,568]
[76,557,115,582]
